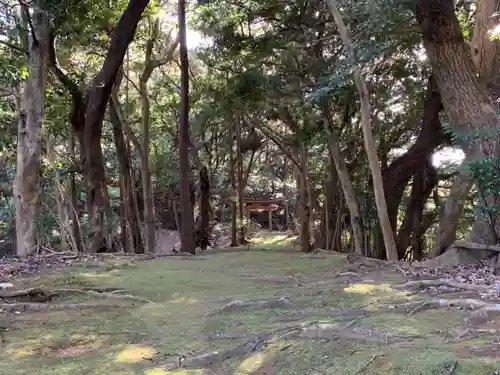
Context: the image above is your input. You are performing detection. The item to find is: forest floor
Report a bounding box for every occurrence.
[1,232,500,374]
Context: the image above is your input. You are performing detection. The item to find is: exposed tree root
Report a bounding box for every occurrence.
[0,288,50,300]
[275,307,368,322]
[383,298,500,316]
[354,353,383,374]
[158,320,412,371]
[0,287,151,303]
[53,288,152,303]
[161,340,257,370]
[394,278,491,293]
[298,322,414,343]
[212,297,294,314]
[0,302,130,312]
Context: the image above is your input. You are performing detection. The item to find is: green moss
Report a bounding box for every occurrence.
[2,245,500,374]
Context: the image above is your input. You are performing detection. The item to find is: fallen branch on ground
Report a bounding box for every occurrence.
[53,288,152,303]
[394,278,491,293]
[298,322,414,344]
[0,288,50,300]
[0,287,151,303]
[161,340,257,370]
[354,353,383,374]
[212,296,294,315]
[382,298,500,316]
[275,307,368,322]
[0,302,131,312]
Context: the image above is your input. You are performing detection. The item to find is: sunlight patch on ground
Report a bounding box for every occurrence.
[344,283,409,299]
[115,345,156,363]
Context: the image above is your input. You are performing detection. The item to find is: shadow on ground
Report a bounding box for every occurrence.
[1,242,500,374]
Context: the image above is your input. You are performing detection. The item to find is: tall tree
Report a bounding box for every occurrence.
[178,0,196,254]
[328,0,398,260]
[412,0,500,249]
[14,1,50,257]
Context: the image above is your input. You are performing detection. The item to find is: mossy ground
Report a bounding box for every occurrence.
[1,234,500,374]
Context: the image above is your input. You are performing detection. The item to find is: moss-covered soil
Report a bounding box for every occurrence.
[1,236,500,374]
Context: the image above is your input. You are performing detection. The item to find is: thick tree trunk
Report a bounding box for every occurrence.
[413,0,500,246]
[14,2,49,257]
[323,108,364,255]
[178,0,196,254]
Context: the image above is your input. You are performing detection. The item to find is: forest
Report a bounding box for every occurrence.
[1,0,500,374]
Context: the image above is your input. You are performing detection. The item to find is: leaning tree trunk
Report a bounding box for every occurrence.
[413,0,500,248]
[14,2,49,257]
[178,0,196,254]
[328,0,398,260]
[323,107,364,255]
[83,0,150,253]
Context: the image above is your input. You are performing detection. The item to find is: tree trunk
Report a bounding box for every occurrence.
[396,161,438,258]
[139,78,156,253]
[68,127,83,253]
[83,0,150,252]
[109,100,144,254]
[14,2,49,257]
[298,142,313,253]
[178,0,195,254]
[228,119,238,246]
[328,0,398,260]
[236,117,246,244]
[323,107,364,255]
[430,162,473,258]
[413,0,500,246]
[196,166,211,249]
[383,76,444,233]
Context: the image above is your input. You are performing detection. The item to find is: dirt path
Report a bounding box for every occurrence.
[1,248,500,374]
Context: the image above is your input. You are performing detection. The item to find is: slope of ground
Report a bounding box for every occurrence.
[1,238,500,374]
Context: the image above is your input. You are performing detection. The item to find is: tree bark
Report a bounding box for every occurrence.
[323,107,364,255]
[298,142,313,253]
[68,127,83,253]
[178,0,196,254]
[236,117,246,244]
[14,1,49,257]
[109,99,144,254]
[196,166,211,249]
[328,0,398,260]
[228,119,238,246]
[84,0,150,252]
[396,161,438,259]
[413,0,500,246]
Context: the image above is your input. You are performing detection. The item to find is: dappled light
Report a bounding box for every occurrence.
[115,345,156,364]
